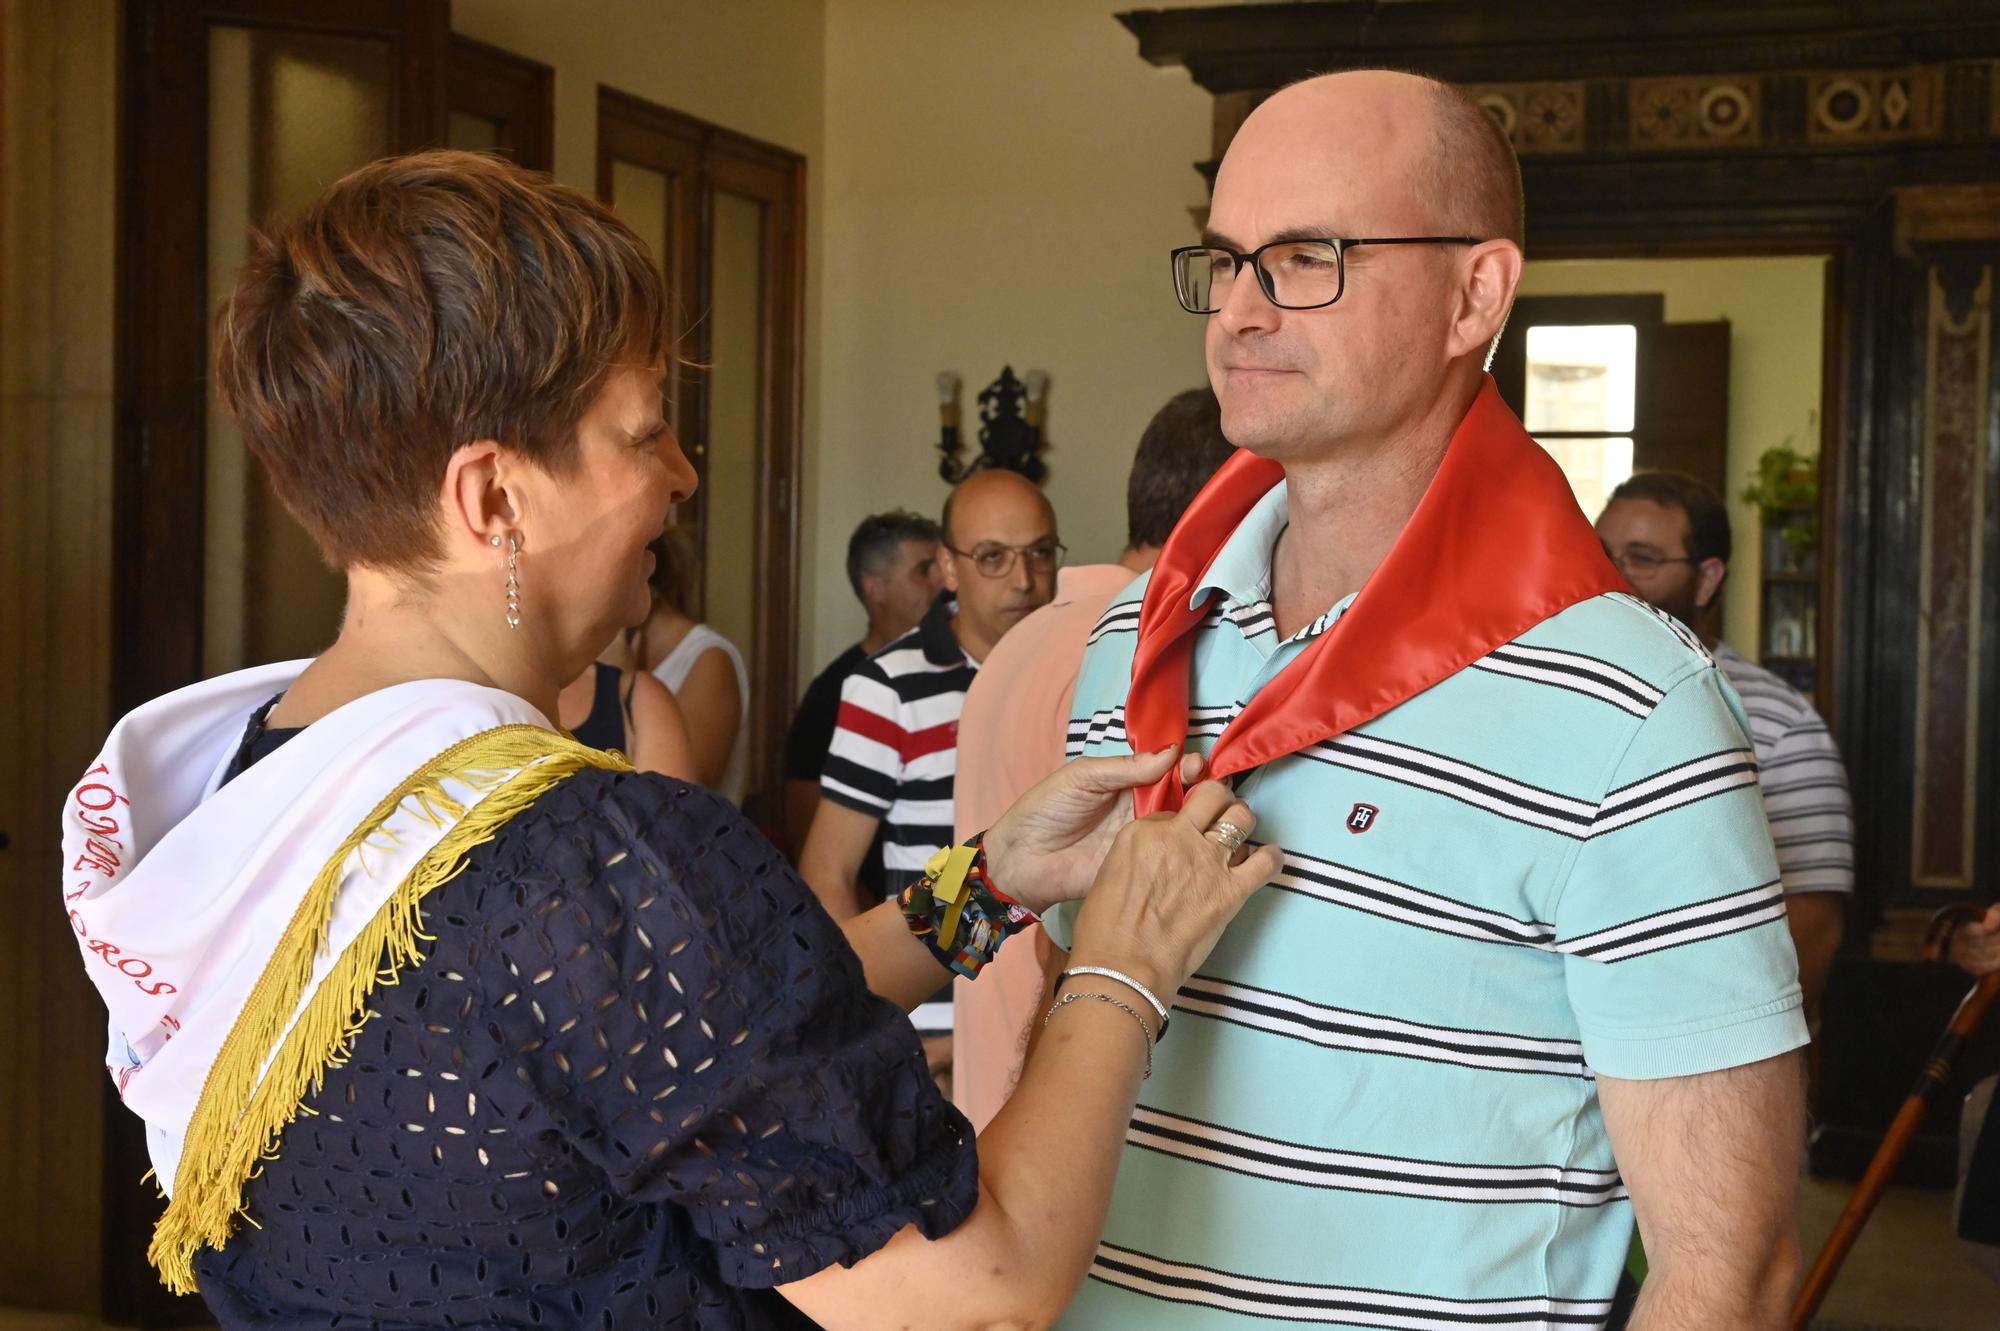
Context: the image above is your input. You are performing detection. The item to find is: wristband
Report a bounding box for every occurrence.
[898,833,1035,979]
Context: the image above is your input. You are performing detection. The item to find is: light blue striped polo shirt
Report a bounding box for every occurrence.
[1047,481,1807,1331]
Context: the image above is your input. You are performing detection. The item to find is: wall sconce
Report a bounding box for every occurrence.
[936,365,1049,485]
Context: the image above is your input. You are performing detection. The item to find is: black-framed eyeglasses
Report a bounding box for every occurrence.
[945,539,1066,579]
[1603,545,1700,577]
[1170,236,1482,314]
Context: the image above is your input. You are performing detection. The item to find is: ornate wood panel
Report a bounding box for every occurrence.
[1912,264,1990,890]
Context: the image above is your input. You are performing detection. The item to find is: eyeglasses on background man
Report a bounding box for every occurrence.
[945,538,1067,580]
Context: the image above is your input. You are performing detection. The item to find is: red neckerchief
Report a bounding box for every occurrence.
[1129,374,1628,815]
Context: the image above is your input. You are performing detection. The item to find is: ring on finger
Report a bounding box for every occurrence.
[1208,820,1249,854]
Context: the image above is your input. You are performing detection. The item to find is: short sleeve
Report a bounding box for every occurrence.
[484,772,978,1287]
[819,665,905,817]
[1759,712,1855,896]
[1553,667,1808,1081]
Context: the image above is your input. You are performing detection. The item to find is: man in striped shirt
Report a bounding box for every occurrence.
[1597,471,1852,1023]
[1046,70,1806,1330]
[801,469,1059,918]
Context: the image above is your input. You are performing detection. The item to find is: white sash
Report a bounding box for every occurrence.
[60,664,627,1291]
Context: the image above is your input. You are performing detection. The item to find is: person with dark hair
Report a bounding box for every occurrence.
[949,386,1236,1127]
[1597,470,1853,1023]
[781,510,943,858]
[1051,71,1807,1328]
[60,148,1284,1330]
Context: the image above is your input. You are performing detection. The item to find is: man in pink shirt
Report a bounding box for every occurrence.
[951,388,1235,1126]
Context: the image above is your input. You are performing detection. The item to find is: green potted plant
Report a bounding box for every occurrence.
[1741,443,1818,570]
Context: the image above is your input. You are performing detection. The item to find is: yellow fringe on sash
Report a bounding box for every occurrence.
[148,724,631,1293]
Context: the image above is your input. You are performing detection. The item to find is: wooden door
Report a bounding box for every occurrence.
[111,3,447,1317]
[446,35,554,172]
[117,0,447,709]
[1638,320,1731,500]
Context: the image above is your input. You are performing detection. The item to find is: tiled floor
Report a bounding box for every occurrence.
[3,1179,1992,1330]
[1799,1175,1999,1330]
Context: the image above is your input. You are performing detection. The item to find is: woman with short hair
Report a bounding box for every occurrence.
[63,150,1276,1330]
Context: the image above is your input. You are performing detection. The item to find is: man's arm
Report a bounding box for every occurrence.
[1598,1054,1805,1330]
[1784,893,1844,1029]
[799,800,884,920]
[1761,708,1853,1026]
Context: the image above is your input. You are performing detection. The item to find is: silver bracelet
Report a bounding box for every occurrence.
[1042,991,1154,1079]
[1059,965,1172,1040]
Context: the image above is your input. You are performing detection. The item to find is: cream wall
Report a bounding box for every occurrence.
[810,0,1212,673]
[1516,256,1829,654]
[451,0,827,190]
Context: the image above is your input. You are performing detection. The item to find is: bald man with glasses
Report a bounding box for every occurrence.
[1045,70,1807,1330]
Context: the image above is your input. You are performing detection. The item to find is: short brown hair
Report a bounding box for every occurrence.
[1127,388,1235,549]
[214,149,668,571]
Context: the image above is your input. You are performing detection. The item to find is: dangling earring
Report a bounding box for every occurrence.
[504,533,521,630]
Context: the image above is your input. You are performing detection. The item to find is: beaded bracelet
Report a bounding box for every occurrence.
[1058,965,1171,1041]
[898,833,1038,979]
[1043,991,1154,1079]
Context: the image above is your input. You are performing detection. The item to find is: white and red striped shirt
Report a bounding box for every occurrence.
[820,595,978,895]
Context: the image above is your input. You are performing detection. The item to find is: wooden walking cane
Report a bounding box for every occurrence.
[1790,905,2000,1330]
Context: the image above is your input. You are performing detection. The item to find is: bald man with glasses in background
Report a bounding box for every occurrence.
[801,469,1060,1049]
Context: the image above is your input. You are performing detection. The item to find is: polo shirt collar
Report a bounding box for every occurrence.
[1126,374,1629,816]
[1189,480,1289,611]
[917,591,967,667]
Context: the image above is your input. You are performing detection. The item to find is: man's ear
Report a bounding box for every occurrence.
[1451,240,1524,364]
[442,440,519,549]
[937,546,963,595]
[1693,556,1728,611]
[859,571,888,608]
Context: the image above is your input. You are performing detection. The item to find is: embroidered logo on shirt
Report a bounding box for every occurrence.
[1347,803,1379,833]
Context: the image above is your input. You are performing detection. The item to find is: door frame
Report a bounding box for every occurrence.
[596,87,806,810]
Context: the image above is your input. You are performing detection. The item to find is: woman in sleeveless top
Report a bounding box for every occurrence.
[630,527,751,801]
[559,657,694,778]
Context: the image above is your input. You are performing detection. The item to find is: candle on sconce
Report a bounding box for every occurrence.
[1022,370,1048,430]
[935,371,961,431]
[935,372,964,482]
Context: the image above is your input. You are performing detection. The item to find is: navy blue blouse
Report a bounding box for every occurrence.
[192,761,978,1329]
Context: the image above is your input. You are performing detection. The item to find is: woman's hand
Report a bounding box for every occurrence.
[1952,904,2000,978]
[981,746,1191,915]
[1066,779,1283,1003]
